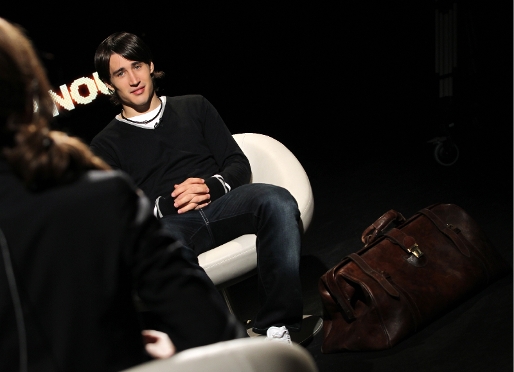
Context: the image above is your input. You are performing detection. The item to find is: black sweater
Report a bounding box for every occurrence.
[90,95,251,216]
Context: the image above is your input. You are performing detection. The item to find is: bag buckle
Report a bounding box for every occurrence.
[446,223,461,234]
[407,243,423,258]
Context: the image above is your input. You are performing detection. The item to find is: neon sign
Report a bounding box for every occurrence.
[48,72,110,116]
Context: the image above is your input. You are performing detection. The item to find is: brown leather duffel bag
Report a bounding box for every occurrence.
[318,203,510,353]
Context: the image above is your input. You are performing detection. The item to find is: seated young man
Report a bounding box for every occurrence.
[90,32,306,343]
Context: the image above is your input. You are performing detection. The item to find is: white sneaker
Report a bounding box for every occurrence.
[265,326,292,345]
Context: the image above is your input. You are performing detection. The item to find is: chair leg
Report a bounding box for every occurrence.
[219,287,237,315]
[218,278,259,327]
[218,287,251,328]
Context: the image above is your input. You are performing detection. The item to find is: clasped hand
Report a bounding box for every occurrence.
[171,177,211,214]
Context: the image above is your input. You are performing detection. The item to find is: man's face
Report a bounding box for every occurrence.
[107,53,154,110]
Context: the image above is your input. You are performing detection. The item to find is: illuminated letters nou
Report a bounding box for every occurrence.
[48,72,110,117]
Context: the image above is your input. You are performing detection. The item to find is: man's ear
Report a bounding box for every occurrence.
[105,81,115,91]
[150,62,155,74]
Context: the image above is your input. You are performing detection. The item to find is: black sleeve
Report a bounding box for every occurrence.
[199,96,251,199]
[90,143,120,171]
[90,123,123,171]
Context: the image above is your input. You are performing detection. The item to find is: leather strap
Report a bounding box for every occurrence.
[418,208,471,257]
[348,253,400,298]
[321,266,356,320]
[385,228,417,253]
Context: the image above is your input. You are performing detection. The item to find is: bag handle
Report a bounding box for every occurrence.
[361,209,406,247]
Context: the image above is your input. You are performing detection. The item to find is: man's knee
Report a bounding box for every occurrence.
[253,184,300,220]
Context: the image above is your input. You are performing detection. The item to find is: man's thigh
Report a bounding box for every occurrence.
[160,183,292,255]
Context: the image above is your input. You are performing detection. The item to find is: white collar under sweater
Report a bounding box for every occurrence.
[116,96,167,129]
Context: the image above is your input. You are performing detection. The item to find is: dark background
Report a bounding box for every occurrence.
[2,2,512,371]
[2,2,511,166]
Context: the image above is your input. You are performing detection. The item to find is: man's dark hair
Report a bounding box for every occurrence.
[94,32,164,105]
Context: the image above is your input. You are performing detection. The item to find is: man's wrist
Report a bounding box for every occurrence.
[205,177,226,201]
[154,195,177,218]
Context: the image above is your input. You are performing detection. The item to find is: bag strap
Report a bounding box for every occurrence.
[320,252,401,321]
[347,253,400,298]
[321,267,357,321]
[385,228,424,257]
[418,208,471,257]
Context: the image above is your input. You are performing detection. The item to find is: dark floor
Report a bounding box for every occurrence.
[227,132,513,372]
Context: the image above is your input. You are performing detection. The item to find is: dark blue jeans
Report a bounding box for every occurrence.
[160,183,303,334]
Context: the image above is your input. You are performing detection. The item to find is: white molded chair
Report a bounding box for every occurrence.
[197,133,314,308]
[122,337,319,372]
